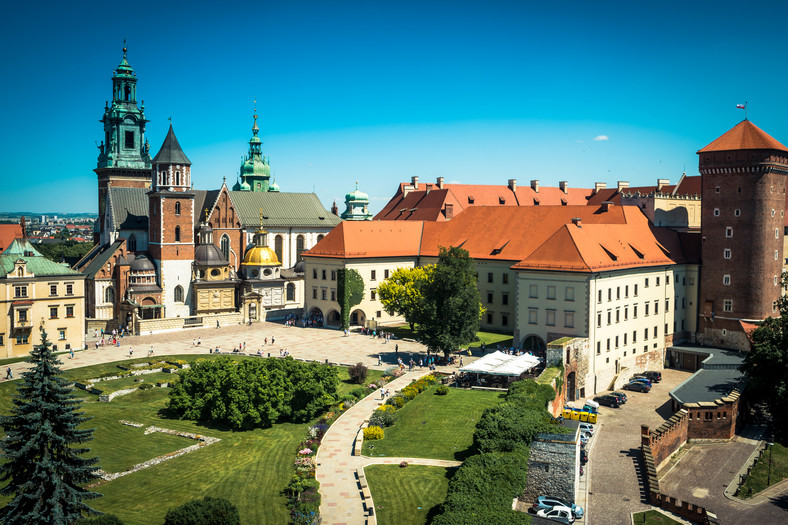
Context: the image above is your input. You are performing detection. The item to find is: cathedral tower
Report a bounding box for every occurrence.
[95,45,152,242]
[697,120,788,350]
[148,125,195,318]
[233,109,272,192]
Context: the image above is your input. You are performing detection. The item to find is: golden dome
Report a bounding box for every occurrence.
[242,246,281,266]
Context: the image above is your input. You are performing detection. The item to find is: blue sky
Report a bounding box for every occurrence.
[2,0,787,215]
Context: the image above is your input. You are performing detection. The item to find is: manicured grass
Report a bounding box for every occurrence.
[336,367,385,398]
[86,372,174,393]
[0,354,364,524]
[738,442,788,498]
[537,366,562,386]
[632,509,683,524]
[365,465,452,525]
[362,385,503,460]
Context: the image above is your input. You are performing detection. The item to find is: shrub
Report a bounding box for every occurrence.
[163,496,240,525]
[400,387,418,401]
[376,404,396,413]
[138,383,153,390]
[363,425,384,440]
[386,395,407,410]
[369,409,395,428]
[76,515,125,525]
[348,362,368,384]
[349,387,368,400]
[436,385,449,395]
[342,400,355,410]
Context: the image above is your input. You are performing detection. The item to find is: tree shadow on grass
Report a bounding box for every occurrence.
[424,466,459,523]
[155,406,239,433]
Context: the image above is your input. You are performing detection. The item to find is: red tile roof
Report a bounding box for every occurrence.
[304,221,426,258]
[698,120,788,153]
[0,224,24,254]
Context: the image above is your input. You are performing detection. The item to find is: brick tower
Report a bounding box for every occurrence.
[95,45,152,243]
[148,125,195,318]
[697,120,788,350]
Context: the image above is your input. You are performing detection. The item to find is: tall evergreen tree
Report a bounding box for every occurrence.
[0,329,101,524]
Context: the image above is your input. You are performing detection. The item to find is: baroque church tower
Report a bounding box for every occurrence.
[95,45,152,242]
[697,120,788,350]
[148,125,195,318]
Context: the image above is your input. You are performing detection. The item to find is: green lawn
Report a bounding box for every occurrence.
[632,509,683,524]
[0,354,363,525]
[738,442,788,498]
[365,465,452,525]
[336,367,385,398]
[362,385,503,461]
[85,372,175,393]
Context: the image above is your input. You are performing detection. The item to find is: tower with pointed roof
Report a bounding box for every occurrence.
[235,108,273,192]
[148,125,195,318]
[697,119,788,350]
[341,182,373,221]
[95,45,152,243]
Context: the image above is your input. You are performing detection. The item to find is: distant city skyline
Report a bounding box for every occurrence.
[2,0,788,215]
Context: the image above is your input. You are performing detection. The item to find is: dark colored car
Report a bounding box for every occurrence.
[630,376,653,386]
[593,394,621,407]
[580,449,588,465]
[623,381,651,393]
[643,371,662,382]
[609,391,627,404]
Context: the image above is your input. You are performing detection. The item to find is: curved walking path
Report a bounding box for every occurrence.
[316,370,461,525]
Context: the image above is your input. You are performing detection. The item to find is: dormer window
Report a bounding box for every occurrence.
[124,131,135,149]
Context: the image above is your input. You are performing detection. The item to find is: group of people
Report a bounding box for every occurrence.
[359,327,394,343]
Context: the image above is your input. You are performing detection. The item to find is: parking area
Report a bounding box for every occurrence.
[586,368,692,524]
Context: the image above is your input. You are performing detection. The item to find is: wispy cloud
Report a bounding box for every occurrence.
[593,135,609,141]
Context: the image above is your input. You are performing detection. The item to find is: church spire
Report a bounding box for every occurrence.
[238,104,272,191]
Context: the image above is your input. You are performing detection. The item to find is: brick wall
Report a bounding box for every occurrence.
[685,392,741,440]
[641,409,688,469]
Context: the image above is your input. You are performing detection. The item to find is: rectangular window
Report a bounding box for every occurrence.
[14,286,27,298]
[502,273,508,284]
[634,304,638,318]
[615,335,619,348]
[66,305,74,318]
[59,330,66,341]
[624,305,629,320]
[0,335,3,345]
[313,288,317,299]
[331,290,336,301]
[547,286,556,300]
[645,278,649,287]
[322,270,326,280]
[528,309,538,324]
[666,275,670,285]
[644,328,649,339]
[723,274,730,285]
[502,293,509,305]
[645,303,650,316]
[633,330,637,343]
[65,283,73,295]
[487,313,493,324]
[564,311,574,328]
[331,270,337,280]
[370,270,376,281]
[597,312,602,328]
[616,287,620,300]
[546,309,556,326]
[665,299,669,312]
[654,301,659,314]
[488,272,494,283]
[18,310,28,322]
[384,269,390,279]
[376,311,382,318]
[616,308,620,323]
[370,290,376,301]
[607,310,611,325]
[321,289,326,300]
[565,287,574,301]
[124,130,135,149]
[487,292,494,304]
[665,323,669,335]
[724,299,733,312]
[16,334,29,345]
[598,289,602,303]
[625,285,629,298]
[606,339,610,351]
[49,307,58,319]
[634,284,638,296]
[653,326,658,339]
[624,333,627,345]
[596,341,601,355]
[49,284,57,296]
[724,249,731,259]
[313,269,317,279]
[502,315,508,327]
[530,285,538,298]
[656,277,660,286]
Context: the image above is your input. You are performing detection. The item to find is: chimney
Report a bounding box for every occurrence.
[617,181,630,192]
[411,176,419,190]
[571,217,582,227]
[530,179,539,193]
[601,200,614,212]
[657,178,669,191]
[559,181,568,194]
[444,203,454,220]
[436,176,444,189]
[508,179,517,192]
[594,182,607,194]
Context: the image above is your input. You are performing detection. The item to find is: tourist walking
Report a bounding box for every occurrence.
[5,367,12,380]
[148,346,154,357]
[129,347,133,358]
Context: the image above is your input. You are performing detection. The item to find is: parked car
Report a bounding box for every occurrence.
[643,370,662,382]
[535,505,575,523]
[532,496,584,518]
[580,449,588,465]
[593,394,621,408]
[609,391,628,404]
[630,375,653,385]
[579,432,591,445]
[623,381,651,393]
[579,422,595,435]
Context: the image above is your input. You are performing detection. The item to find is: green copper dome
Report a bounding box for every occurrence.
[268,178,280,192]
[345,182,369,202]
[236,108,272,191]
[240,180,251,191]
[232,178,242,191]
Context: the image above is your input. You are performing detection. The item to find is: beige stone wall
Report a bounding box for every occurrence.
[195,288,235,312]
[136,311,242,335]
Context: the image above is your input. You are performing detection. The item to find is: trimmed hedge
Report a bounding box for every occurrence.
[364,425,385,440]
[163,496,240,525]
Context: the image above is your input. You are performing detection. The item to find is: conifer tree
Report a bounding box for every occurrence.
[0,329,101,524]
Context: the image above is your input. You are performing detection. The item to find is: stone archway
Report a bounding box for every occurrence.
[350,309,366,327]
[566,371,576,402]
[326,309,341,327]
[309,307,323,317]
[522,334,546,352]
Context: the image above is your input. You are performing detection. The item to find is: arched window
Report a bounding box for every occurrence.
[127,234,136,251]
[221,234,230,262]
[317,234,324,242]
[174,226,181,242]
[175,171,180,186]
[296,235,305,261]
[174,285,184,303]
[275,235,283,264]
[286,283,295,302]
[105,286,115,304]
[124,85,131,101]
[175,202,181,216]
[17,267,23,277]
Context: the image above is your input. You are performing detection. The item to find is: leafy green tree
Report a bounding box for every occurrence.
[0,329,101,524]
[163,496,240,525]
[36,240,94,264]
[414,246,482,358]
[337,268,364,329]
[742,272,788,437]
[377,265,434,330]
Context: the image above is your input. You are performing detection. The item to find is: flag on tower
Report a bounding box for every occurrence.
[736,104,746,109]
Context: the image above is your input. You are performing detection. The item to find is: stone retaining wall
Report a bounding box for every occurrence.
[641,409,689,470]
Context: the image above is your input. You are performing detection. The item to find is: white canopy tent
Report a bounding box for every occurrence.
[460,351,541,377]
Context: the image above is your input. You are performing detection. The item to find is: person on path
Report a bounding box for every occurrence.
[265,337,268,345]
[197,337,201,346]
[271,336,275,345]
[5,367,12,380]
[395,344,398,355]
[459,356,463,367]
[129,347,133,358]
[148,346,154,357]
[192,339,196,347]
[377,355,382,366]
[216,320,220,328]
[69,349,74,359]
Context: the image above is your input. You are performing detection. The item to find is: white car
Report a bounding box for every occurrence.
[579,432,591,445]
[536,505,575,523]
[579,422,595,435]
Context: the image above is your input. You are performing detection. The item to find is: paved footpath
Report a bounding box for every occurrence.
[316,370,462,525]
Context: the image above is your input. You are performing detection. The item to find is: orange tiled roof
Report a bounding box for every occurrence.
[303,221,426,258]
[698,120,788,153]
[0,224,23,254]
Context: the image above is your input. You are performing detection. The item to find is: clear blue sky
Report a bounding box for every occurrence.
[2,0,787,215]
